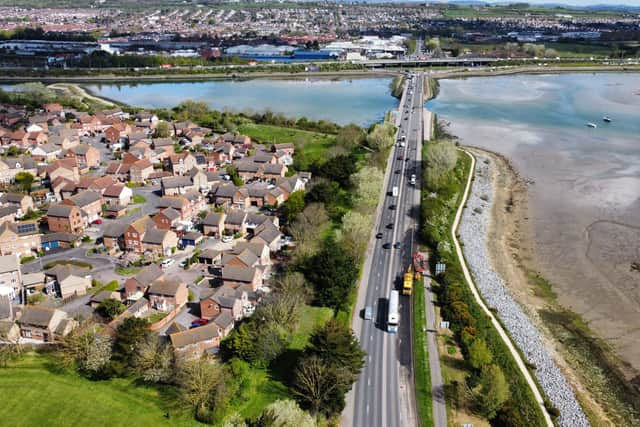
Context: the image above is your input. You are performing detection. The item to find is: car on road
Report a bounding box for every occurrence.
[364,306,373,320]
[400,141,406,147]
[222,235,233,243]
[393,242,402,249]
[398,154,404,160]
[395,169,401,174]
[386,223,394,229]
[178,260,187,268]
[389,204,396,210]
[160,258,175,268]
[382,243,392,249]
[190,318,208,329]
[376,232,383,239]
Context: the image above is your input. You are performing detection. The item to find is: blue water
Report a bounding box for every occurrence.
[82,77,397,126]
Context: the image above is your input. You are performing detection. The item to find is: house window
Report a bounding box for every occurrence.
[23,330,31,338]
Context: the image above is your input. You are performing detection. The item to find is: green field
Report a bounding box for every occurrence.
[238,123,336,167]
[0,352,199,427]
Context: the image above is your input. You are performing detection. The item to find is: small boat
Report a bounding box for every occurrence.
[586,122,597,128]
[603,116,612,123]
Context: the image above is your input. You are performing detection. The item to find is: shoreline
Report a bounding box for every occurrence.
[470,146,640,426]
[0,64,638,85]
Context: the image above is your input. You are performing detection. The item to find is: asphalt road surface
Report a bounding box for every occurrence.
[350,72,424,427]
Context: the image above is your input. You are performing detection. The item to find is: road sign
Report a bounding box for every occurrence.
[435,262,446,275]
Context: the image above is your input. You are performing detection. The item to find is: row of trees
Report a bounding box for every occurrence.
[420,144,548,425]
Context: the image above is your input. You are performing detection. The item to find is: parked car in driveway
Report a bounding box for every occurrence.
[161,258,175,268]
[190,318,208,328]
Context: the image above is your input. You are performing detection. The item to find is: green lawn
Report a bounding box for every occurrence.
[131,194,147,204]
[290,305,334,350]
[115,266,142,276]
[0,352,200,427]
[238,123,336,167]
[43,260,92,270]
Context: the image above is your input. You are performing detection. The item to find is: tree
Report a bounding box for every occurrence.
[288,203,329,257]
[335,124,365,151]
[225,165,244,186]
[257,399,315,427]
[468,338,492,371]
[57,327,112,376]
[335,211,372,263]
[303,243,358,310]
[14,172,34,193]
[351,166,383,210]
[96,298,125,320]
[255,292,302,330]
[134,335,175,383]
[365,122,395,152]
[283,190,305,220]
[153,121,171,138]
[113,317,150,364]
[292,356,342,416]
[273,272,313,304]
[423,140,458,191]
[475,364,509,419]
[177,359,228,423]
[175,100,209,123]
[307,319,365,385]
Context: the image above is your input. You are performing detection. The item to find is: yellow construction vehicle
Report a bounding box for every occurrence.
[403,265,413,296]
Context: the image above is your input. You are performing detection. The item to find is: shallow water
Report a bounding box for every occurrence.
[428,72,640,369]
[82,77,397,126]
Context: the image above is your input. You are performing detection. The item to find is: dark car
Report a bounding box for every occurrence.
[190,318,208,329]
[386,223,394,229]
[376,232,383,239]
[395,169,401,174]
[382,243,392,249]
[398,154,404,160]
[389,205,396,210]
[393,242,402,249]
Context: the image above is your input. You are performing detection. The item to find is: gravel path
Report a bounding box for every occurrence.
[459,152,589,427]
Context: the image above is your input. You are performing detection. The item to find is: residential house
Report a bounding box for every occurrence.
[44,264,91,299]
[47,204,84,234]
[30,143,61,162]
[18,306,76,342]
[0,254,22,303]
[161,176,194,196]
[0,205,18,225]
[199,284,246,321]
[46,159,79,183]
[0,157,37,184]
[123,265,164,302]
[0,221,41,256]
[170,322,221,359]
[102,221,128,254]
[272,142,295,156]
[167,153,198,175]
[124,216,177,256]
[225,210,248,236]
[202,212,226,237]
[251,221,282,251]
[64,144,100,169]
[0,193,34,215]
[129,158,153,183]
[102,183,132,208]
[61,190,102,224]
[147,278,188,312]
[153,207,181,230]
[221,265,262,291]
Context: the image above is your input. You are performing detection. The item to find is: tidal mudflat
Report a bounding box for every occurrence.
[428,73,640,371]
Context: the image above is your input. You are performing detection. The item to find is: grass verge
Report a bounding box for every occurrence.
[43,260,92,270]
[115,266,142,276]
[412,276,434,427]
